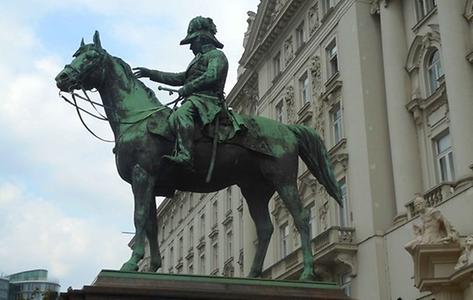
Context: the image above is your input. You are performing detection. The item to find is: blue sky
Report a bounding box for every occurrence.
[0,0,258,290]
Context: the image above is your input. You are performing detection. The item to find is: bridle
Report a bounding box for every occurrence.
[58,51,181,143]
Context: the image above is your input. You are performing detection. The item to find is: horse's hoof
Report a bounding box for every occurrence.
[299,271,316,281]
[148,262,160,272]
[247,270,261,278]
[120,261,138,272]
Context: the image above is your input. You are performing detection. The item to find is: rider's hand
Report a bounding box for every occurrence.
[132,67,150,78]
[178,85,192,97]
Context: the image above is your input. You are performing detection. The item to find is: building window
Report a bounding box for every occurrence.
[238,209,244,248]
[169,246,174,269]
[178,236,184,259]
[273,52,281,78]
[200,213,206,237]
[225,229,233,260]
[338,178,349,227]
[415,0,437,20]
[189,225,194,248]
[226,187,232,213]
[212,201,218,226]
[434,132,455,182]
[427,49,443,96]
[296,21,305,49]
[188,263,194,274]
[199,253,206,274]
[212,243,219,271]
[340,273,352,297]
[299,72,310,105]
[326,40,338,78]
[280,223,289,258]
[330,102,343,145]
[275,100,284,123]
[179,203,184,222]
[161,224,166,242]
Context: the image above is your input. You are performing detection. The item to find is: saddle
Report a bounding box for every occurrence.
[146,108,273,157]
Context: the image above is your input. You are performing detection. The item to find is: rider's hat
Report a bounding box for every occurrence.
[180,16,224,49]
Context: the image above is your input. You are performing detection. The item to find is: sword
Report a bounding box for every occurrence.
[158,86,179,95]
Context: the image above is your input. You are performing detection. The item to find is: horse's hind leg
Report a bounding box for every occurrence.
[145,198,161,272]
[276,183,315,281]
[121,164,155,272]
[240,184,274,278]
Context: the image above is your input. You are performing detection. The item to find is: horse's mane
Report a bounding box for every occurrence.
[112,55,160,104]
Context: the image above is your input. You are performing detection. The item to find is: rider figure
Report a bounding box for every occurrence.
[134,16,228,169]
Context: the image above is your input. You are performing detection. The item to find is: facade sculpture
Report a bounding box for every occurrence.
[405,194,458,254]
[455,235,473,270]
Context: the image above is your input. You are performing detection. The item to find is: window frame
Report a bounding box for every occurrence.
[299,71,310,105]
[326,39,339,79]
[279,223,290,259]
[426,49,443,96]
[434,131,455,182]
[330,102,343,146]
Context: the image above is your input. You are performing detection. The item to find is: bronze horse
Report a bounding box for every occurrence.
[55,31,342,280]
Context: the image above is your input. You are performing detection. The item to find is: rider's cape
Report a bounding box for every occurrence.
[147,108,273,157]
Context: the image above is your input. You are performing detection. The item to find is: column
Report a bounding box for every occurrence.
[379,1,422,217]
[437,0,473,178]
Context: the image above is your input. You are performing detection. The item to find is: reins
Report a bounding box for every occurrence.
[59,89,182,143]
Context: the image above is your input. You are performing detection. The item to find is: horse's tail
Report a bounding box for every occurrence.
[288,124,343,206]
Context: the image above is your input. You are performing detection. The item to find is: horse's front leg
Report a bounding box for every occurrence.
[145,198,161,272]
[121,164,155,272]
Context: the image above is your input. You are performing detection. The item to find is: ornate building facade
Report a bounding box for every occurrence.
[144,0,473,299]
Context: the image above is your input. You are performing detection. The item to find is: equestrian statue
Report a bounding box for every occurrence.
[55,17,342,281]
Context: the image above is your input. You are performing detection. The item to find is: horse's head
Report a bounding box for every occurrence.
[55,31,107,92]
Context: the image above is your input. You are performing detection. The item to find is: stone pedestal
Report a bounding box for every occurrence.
[60,270,350,300]
[409,244,473,299]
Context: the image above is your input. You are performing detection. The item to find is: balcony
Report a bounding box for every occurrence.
[262,226,357,280]
[405,182,455,218]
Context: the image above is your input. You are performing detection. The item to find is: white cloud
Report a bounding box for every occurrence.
[0,0,258,291]
[0,182,130,288]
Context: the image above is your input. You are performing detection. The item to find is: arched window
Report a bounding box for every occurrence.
[427,49,443,95]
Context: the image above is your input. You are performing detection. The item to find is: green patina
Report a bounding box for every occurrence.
[55,21,342,282]
[98,270,340,289]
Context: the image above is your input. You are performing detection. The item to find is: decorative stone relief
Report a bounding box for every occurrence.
[319,202,329,231]
[405,194,459,255]
[242,85,258,116]
[369,0,380,15]
[284,85,296,124]
[308,3,320,34]
[455,235,473,270]
[310,55,322,95]
[243,11,256,48]
[335,253,357,277]
[271,0,287,22]
[284,35,294,66]
[314,101,326,139]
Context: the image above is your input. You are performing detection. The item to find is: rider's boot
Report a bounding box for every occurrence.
[162,123,194,170]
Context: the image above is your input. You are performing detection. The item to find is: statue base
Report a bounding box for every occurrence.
[60,270,350,300]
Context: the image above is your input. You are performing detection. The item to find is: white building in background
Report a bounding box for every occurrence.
[142,0,473,299]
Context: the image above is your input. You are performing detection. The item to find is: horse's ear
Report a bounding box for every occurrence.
[80,38,85,47]
[93,30,102,50]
